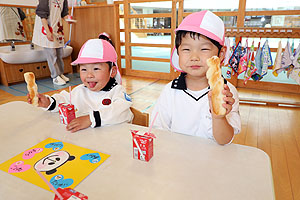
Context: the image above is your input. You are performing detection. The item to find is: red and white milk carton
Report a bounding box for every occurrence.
[131,130,154,162]
[58,103,76,125]
[54,188,88,200]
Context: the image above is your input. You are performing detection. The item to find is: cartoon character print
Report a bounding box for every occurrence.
[15,22,25,38]
[56,22,64,44]
[34,151,75,175]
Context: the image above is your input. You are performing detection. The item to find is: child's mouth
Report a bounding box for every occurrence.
[88,82,97,88]
[191,65,201,69]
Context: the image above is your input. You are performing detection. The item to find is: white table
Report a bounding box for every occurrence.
[0,101,275,200]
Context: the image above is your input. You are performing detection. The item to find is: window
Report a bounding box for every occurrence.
[246,0,300,11]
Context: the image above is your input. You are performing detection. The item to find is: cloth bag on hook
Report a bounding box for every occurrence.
[251,40,263,81]
[272,41,283,77]
[290,43,300,84]
[261,40,273,77]
[237,39,249,75]
[223,37,231,66]
[281,41,293,78]
[228,38,242,74]
[244,42,257,84]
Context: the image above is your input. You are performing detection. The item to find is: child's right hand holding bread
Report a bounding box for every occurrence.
[27,93,50,108]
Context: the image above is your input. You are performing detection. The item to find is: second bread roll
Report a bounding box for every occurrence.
[206,56,226,116]
[24,72,38,106]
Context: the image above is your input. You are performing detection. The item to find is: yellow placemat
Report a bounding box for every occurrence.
[0,138,110,192]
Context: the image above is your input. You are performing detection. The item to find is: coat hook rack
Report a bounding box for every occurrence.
[225,27,300,38]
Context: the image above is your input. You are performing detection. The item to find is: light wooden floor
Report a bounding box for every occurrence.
[1,75,300,200]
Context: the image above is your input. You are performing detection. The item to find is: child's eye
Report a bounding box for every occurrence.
[201,48,210,51]
[182,49,190,51]
[80,68,87,71]
[94,68,101,71]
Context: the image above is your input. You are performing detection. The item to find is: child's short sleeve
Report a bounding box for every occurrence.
[226,83,241,135]
[151,82,173,130]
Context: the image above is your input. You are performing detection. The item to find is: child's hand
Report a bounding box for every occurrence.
[66,115,92,133]
[208,84,235,117]
[221,84,235,115]
[27,93,50,108]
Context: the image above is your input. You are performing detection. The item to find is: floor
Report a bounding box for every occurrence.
[1,74,300,200]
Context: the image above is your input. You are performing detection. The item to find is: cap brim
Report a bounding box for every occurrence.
[71,57,115,65]
[170,47,184,72]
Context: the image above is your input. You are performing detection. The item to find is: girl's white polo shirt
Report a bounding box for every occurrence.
[151,73,241,141]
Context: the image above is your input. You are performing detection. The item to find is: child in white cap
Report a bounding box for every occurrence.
[151,11,241,144]
[28,38,133,132]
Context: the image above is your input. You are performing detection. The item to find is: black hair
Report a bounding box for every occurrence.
[106,61,114,70]
[99,34,114,47]
[175,30,223,54]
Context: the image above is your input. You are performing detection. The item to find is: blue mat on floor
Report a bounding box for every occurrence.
[0,73,82,96]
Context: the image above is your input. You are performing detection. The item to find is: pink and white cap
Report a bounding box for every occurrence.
[71,39,122,84]
[171,10,225,72]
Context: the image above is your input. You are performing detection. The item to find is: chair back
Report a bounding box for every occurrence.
[130,107,149,127]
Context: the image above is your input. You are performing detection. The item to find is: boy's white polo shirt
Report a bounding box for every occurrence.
[151,73,241,141]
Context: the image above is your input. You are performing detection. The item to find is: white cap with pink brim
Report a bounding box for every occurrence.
[170,10,225,72]
[71,39,122,84]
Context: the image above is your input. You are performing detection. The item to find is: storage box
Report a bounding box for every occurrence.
[58,103,75,125]
[131,130,153,162]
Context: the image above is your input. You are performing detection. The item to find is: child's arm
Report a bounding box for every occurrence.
[209,84,236,145]
[67,86,133,133]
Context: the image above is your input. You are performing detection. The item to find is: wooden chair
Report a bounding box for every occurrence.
[130,107,149,127]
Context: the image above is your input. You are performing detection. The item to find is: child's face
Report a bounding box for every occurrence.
[80,63,112,92]
[178,34,223,79]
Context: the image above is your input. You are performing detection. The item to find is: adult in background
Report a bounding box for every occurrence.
[32,0,74,85]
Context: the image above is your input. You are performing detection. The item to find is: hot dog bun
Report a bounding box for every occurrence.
[206,56,226,115]
[24,72,38,106]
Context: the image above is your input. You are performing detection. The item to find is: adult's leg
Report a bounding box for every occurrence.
[56,47,64,75]
[44,47,59,79]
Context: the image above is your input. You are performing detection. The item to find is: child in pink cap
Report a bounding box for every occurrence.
[27,38,133,132]
[151,11,241,144]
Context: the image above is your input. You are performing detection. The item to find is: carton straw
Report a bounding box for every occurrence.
[69,86,72,104]
[36,170,63,200]
[145,112,158,138]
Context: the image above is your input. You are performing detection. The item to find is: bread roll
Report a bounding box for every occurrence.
[206,56,226,115]
[24,72,38,106]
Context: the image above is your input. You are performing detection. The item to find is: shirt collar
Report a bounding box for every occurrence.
[101,77,118,91]
[171,73,227,91]
[171,73,187,90]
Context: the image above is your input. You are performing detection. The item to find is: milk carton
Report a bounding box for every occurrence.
[131,130,154,162]
[58,103,75,125]
[54,188,88,199]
